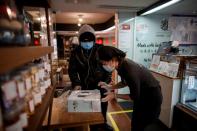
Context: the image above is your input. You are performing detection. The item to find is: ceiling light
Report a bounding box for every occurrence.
[78,18,83,22]
[138,0,182,16]
[78,14,83,22]
[78,23,81,27]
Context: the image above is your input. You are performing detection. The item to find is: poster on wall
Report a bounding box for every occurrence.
[119,23,132,48]
[168,17,197,44]
[134,16,171,68]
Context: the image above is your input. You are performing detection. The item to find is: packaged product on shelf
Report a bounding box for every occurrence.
[44,61,51,89]
[21,70,35,116]
[0,75,23,131]
[38,63,46,96]
[30,66,42,106]
[13,75,28,128]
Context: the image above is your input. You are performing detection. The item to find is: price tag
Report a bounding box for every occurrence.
[25,78,32,91]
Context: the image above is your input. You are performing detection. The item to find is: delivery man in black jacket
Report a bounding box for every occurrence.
[68,25,113,131]
[97,46,163,131]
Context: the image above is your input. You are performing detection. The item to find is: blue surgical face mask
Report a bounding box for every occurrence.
[81,41,94,50]
[102,65,115,72]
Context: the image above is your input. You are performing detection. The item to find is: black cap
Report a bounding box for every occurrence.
[79,32,95,42]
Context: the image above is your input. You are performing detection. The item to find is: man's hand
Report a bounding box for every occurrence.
[98,81,113,90]
[101,92,116,102]
[74,85,81,90]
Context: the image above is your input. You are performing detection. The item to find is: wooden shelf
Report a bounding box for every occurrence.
[0,46,53,74]
[150,70,181,79]
[26,86,55,131]
[176,103,197,119]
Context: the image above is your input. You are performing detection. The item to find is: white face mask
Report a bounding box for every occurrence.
[102,65,115,72]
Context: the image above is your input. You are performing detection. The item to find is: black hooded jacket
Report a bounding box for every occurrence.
[68,44,112,90]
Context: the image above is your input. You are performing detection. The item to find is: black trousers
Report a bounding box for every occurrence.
[132,86,162,131]
[101,101,108,122]
[100,88,108,122]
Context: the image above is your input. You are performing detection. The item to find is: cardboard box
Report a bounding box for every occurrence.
[67,90,101,112]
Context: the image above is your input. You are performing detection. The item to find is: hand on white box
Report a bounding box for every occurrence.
[74,85,81,90]
[98,81,113,90]
[101,92,116,102]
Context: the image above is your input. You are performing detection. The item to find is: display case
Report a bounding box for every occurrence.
[180,59,197,111]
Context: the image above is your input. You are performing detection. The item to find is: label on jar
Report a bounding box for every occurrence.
[2,81,18,101]
[41,86,46,96]
[33,93,42,105]
[48,64,51,72]
[17,81,26,98]
[29,100,35,113]
[25,78,32,91]
[47,79,51,87]
[35,72,39,83]
[44,81,48,89]
[5,119,23,131]
[39,69,45,80]
[45,63,51,72]
[20,112,28,128]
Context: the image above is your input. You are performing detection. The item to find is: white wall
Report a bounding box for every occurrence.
[133,15,171,68]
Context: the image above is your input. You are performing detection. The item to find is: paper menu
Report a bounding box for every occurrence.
[188,76,195,89]
[150,55,160,71]
[167,63,179,78]
[157,61,169,75]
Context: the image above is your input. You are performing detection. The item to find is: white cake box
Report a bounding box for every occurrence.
[67,90,101,112]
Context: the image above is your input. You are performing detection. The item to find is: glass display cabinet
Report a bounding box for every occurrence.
[180,59,197,111]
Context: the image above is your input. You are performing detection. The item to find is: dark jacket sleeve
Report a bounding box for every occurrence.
[104,72,112,84]
[68,50,81,88]
[121,62,141,100]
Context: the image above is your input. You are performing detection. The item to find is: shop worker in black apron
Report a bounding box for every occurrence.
[97,46,163,131]
[68,25,113,131]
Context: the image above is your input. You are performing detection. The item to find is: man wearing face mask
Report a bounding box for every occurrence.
[68,24,113,131]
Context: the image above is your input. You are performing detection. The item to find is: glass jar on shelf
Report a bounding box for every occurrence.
[13,74,28,129]
[21,70,35,116]
[37,63,46,96]
[30,65,42,106]
[44,61,51,90]
[180,60,197,111]
[0,74,23,131]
